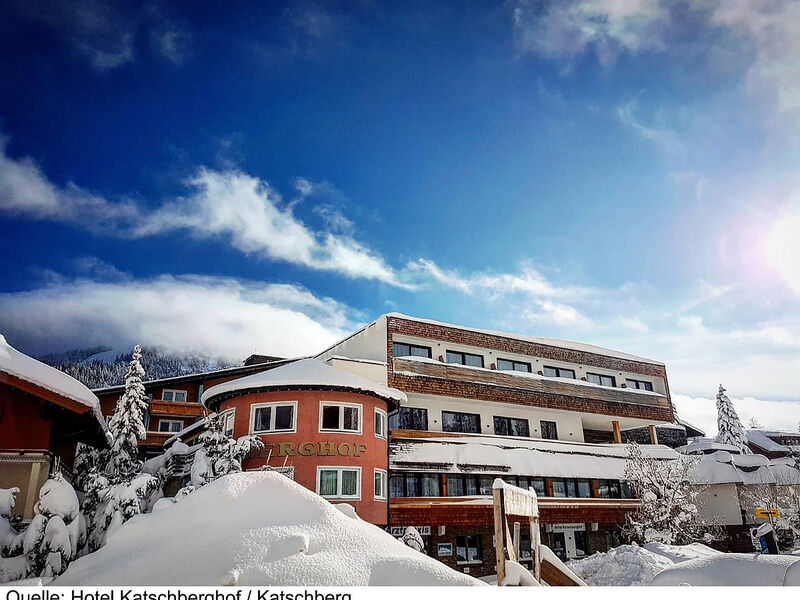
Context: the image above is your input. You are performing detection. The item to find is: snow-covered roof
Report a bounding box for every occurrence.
[201,358,407,407]
[383,313,664,365]
[689,450,800,485]
[676,417,705,437]
[676,438,741,455]
[747,429,791,453]
[391,436,677,480]
[164,417,209,446]
[0,334,105,427]
[55,471,482,586]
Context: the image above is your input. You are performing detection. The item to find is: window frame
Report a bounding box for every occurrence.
[161,389,187,403]
[389,406,429,431]
[392,342,432,358]
[493,416,530,437]
[374,407,388,439]
[446,350,485,368]
[374,468,388,501]
[316,466,362,500]
[455,534,483,564]
[496,358,532,373]
[586,372,616,387]
[542,366,576,379]
[442,410,482,434]
[319,402,363,434]
[540,420,558,440]
[157,419,183,433]
[219,408,236,437]
[250,401,298,434]
[626,378,654,391]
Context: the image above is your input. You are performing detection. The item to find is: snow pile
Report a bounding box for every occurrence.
[201,358,407,407]
[568,544,675,586]
[642,542,721,563]
[651,554,800,586]
[56,471,483,586]
[0,335,103,423]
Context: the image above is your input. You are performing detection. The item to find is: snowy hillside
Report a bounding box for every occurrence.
[55,471,483,586]
[38,346,239,389]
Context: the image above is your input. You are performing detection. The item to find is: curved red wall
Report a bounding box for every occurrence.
[218,389,390,525]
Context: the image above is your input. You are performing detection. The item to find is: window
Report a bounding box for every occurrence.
[317,467,360,499]
[456,535,482,563]
[374,469,387,501]
[393,342,432,358]
[374,408,387,439]
[389,473,441,497]
[251,402,296,434]
[446,350,484,368]
[543,366,575,379]
[442,411,481,434]
[551,479,566,497]
[158,419,183,433]
[540,420,558,440]
[447,474,464,496]
[220,409,235,437]
[626,378,654,391]
[479,475,493,495]
[162,389,187,402]
[497,358,532,372]
[531,478,546,496]
[565,480,577,498]
[493,416,530,437]
[586,373,616,387]
[320,403,362,433]
[577,479,592,498]
[596,480,622,499]
[389,407,428,431]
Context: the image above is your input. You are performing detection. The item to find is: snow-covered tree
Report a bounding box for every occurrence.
[623,443,721,545]
[715,384,751,454]
[747,417,763,430]
[86,474,160,551]
[401,526,424,552]
[189,414,264,488]
[106,344,148,478]
[0,475,86,582]
[737,474,800,548]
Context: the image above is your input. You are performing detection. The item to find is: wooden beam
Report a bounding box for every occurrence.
[493,487,506,586]
[612,420,621,444]
[649,424,659,445]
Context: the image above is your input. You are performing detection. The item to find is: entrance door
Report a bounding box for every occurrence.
[552,532,567,562]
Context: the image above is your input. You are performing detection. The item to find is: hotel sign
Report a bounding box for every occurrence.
[551,523,586,532]
[385,526,431,536]
[257,441,368,458]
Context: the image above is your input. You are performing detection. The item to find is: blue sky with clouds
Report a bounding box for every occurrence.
[1,0,799,434]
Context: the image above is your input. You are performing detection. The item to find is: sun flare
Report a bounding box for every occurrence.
[765,213,800,294]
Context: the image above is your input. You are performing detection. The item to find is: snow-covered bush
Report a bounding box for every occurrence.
[0,475,86,582]
[401,526,424,552]
[86,474,160,550]
[715,384,751,454]
[623,443,721,545]
[0,487,20,553]
[189,414,264,488]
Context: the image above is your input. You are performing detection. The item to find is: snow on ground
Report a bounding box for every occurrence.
[568,544,675,586]
[570,542,800,586]
[651,554,800,586]
[54,471,482,586]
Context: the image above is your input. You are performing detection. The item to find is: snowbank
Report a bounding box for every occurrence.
[201,358,407,407]
[0,335,104,424]
[55,471,482,586]
[651,554,800,586]
[568,544,675,586]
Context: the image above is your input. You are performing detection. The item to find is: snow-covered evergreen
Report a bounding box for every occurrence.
[106,345,148,478]
[189,414,264,488]
[715,384,751,454]
[0,475,86,582]
[623,443,721,545]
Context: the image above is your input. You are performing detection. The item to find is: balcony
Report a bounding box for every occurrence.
[390,356,673,422]
[142,431,173,446]
[149,400,206,418]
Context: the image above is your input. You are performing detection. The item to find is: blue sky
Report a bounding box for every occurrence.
[1,0,799,433]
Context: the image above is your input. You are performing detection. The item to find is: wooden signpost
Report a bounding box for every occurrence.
[492,478,542,585]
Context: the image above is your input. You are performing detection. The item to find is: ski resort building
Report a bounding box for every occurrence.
[310,313,682,575]
[0,336,107,520]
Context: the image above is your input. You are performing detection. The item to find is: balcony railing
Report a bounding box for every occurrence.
[149,400,206,417]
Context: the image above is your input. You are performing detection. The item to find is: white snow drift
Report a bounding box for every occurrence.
[55,471,482,586]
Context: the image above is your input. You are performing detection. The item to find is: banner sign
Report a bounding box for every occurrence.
[551,523,586,532]
[385,526,431,536]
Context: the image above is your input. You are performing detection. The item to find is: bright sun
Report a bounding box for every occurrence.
[765,213,800,294]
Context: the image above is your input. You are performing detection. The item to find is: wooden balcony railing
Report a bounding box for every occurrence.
[149,400,206,417]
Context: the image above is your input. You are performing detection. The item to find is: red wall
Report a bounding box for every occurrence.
[219,389,390,525]
[0,384,52,450]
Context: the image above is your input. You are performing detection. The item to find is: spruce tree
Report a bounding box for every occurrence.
[106,344,148,479]
[715,384,751,454]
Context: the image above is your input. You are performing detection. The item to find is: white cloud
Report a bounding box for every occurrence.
[0,274,355,360]
[673,393,800,438]
[617,95,686,155]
